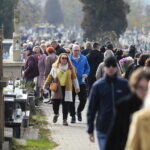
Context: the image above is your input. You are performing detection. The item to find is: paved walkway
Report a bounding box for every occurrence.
[42,102,99,150]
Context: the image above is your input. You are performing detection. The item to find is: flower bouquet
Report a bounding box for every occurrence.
[119,56,134,73]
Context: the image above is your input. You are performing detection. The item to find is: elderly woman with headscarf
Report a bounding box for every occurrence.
[44,53,80,126]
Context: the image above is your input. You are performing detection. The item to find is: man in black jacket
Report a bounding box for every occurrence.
[87,56,130,150]
[87,42,104,92]
[81,42,92,56]
[51,40,66,56]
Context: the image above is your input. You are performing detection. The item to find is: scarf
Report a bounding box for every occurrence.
[59,63,69,72]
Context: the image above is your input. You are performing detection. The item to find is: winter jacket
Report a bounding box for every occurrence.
[24,53,39,79]
[45,54,58,79]
[87,75,130,134]
[55,45,66,56]
[125,108,150,150]
[44,65,80,102]
[70,54,90,85]
[105,94,142,150]
[87,50,104,85]
[81,49,91,56]
[36,54,46,88]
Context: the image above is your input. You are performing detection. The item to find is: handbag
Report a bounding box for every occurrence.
[50,82,58,92]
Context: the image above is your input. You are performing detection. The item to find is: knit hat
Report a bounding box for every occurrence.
[72,44,80,51]
[46,47,55,53]
[104,56,117,67]
[24,46,33,51]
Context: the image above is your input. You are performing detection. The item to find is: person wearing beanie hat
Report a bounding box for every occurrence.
[24,46,33,52]
[87,55,130,150]
[70,44,90,123]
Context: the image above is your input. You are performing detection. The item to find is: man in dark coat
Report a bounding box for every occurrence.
[105,68,150,150]
[87,56,130,150]
[51,40,66,56]
[87,42,104,92]
[81,42,92,56]
[23,46,39,93]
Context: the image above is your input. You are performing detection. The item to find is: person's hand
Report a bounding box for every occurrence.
[89,133,95,143]
[22,71,24,77]
[82,74,88,79]
[75,89,80,94]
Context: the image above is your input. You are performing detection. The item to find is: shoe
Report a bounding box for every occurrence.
[71,116,76,123]
[48,99,53,104]
[63,120,68,126]
[53,115,59,123]
[77,112,82,122]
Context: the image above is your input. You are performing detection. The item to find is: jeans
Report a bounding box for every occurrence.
[70,84,87,117]
[97,131,107,150]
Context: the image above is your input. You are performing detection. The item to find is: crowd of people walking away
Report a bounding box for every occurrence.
[22,38,150,150]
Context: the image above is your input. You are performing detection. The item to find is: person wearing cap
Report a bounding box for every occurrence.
[23,46,39,93]
[87,56,130,150]
[70,44,90,123]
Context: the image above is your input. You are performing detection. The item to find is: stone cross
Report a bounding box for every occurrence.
[13,9,21,61]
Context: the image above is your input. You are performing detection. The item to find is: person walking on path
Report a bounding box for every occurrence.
[45,47,58,79]
[44,53,80,126]
[33,46,46,100]
[87,56,130,150]
[125,81,150,150]
[96,50,114,80]
[87,42,104,92]
[105,68,150,150]
[70,44,90,123]
[96,50,121,80]
[51,40,66,56]
[23,46,39,94]
[81,42,92,56]
[44,47,58,103]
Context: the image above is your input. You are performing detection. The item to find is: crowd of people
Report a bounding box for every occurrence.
[22,39,150,150]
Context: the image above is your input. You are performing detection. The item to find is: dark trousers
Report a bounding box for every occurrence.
[52,86,70,120]
[70,84,87,117]
[88,77,96,94]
